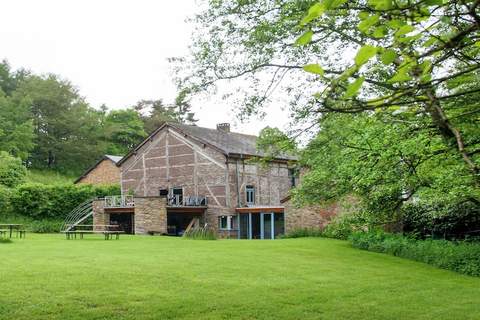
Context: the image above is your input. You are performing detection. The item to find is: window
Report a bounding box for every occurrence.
[218,215,236,230]
[246,185,255,205]
[288,168,297,188]
[171,187,183,205]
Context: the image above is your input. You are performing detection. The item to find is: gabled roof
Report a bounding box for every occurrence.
[74,154,122,184]
[117,122,297,166]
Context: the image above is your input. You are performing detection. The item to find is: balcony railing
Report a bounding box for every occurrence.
[168,195,207,207]
[104,195,135,208]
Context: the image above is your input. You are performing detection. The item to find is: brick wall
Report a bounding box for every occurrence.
[77,159,120,185]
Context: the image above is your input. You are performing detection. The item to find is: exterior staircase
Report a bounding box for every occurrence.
[61,199,95,232]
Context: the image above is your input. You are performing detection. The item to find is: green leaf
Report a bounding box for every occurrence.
[324,0,347,9]
[387,19,405,29]
[358,14,380,33]
[344,77,365,98]
[372,26,387,38]
[296,30,313,46]
[355,45,377,66]
[380,49,397,64]
[395,25,415,37]
[303,64,324,75]
[388,67,412,83]
[368,0,393,10]
[300,3,326,25]
[425,0,443,5]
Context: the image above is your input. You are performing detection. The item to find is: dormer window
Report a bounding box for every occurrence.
[246,185,255,205]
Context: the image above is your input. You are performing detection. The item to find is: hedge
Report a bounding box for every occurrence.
[350,231,480,277]
[8,183,120,219]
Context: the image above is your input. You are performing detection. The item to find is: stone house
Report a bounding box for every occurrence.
[75,155,122,185]
[92,122,340,239]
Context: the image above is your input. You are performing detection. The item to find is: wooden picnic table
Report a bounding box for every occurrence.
[0,224,25,238]
[63,224,124,240]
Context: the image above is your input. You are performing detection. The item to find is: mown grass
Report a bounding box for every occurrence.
[0,235,479,320]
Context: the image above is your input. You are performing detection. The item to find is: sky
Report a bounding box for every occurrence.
[0,0,289,135]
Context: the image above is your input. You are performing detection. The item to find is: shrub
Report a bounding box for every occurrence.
[0,151,26,188]
[0,185,11,214]
[284,228,323,238]
[322,213,367,240]
[183,228,217,240]
[350,231,480,277]
[28,219,63,233]
[10,183,120,219]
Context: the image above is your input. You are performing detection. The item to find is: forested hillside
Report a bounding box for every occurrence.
[0,60,197,175]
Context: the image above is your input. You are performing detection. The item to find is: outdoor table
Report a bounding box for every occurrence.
[0,224,23,238]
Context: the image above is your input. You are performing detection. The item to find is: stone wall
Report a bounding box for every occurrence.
[77,159,120,185]
[283,199,339,233]
[134,196,167,235]
[92,199,109,230]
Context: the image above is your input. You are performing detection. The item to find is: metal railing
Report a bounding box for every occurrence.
[168,195,207,207]
[104,195,135,208]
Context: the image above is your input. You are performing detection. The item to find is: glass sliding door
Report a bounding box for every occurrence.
[261,213,274,240]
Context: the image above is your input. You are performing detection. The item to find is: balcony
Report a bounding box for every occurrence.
[168,195,207,207]
[104,195,135,208]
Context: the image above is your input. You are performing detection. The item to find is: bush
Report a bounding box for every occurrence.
[284,228,323,238]
[10,183,120,219]
[0,185,11,214]
[322,213,367,240]
[0,151,26,188]
[350,231,480,277]
[183,228,217,240]
[28,219,63,233]
[402,201,480,240]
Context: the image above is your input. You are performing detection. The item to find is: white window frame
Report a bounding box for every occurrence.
[219,215,235,230]
[246,185,255,205]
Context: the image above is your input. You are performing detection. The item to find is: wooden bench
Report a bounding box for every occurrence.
[63,225,124,240]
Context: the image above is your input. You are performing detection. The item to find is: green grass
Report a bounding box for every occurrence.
[0,235,479,320]
[25,169,76,184]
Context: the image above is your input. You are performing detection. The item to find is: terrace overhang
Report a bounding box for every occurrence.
[166,206,207,214]
[235,206,284,214]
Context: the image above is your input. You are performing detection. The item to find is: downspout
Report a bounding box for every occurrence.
[235,157,241,207]
[235,156,241,239]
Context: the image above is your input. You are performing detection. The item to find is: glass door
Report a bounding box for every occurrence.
[261,213,274,240]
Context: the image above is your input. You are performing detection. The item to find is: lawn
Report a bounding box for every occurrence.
[0,235,479,320]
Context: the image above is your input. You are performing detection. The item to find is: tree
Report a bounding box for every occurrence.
[103,109,147,155]
[134,90,198,134]
[16,74,105,172]
[179,0,480,224]
[179,0,480,180]
[0,151,27,188]
[0,89,34,160]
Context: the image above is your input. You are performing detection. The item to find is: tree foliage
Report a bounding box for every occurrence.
[0,151,27,188]
[0,60,198,174]
[179,0,480,224]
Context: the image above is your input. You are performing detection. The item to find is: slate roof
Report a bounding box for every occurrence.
[170,123,297,161]
[117,122,297,166]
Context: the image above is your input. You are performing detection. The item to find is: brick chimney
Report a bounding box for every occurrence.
[216,123,231,133]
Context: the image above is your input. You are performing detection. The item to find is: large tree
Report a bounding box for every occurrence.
[178,0,480,225]
[16,74,105,171]
[179,0,479,170]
